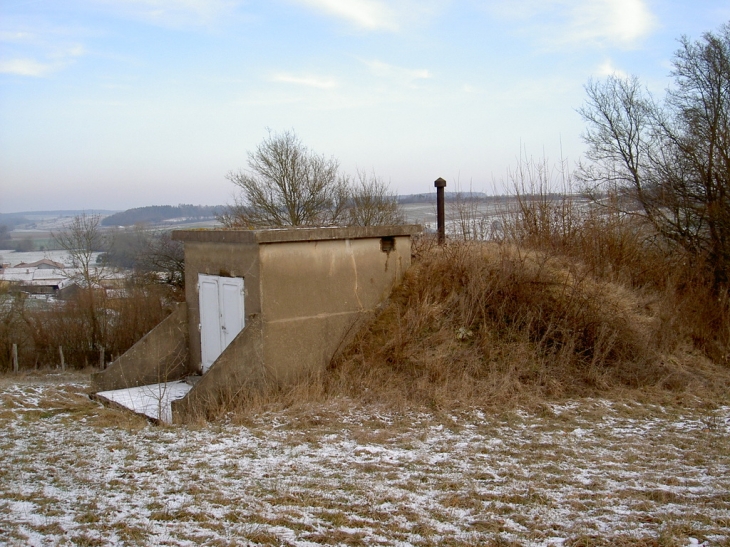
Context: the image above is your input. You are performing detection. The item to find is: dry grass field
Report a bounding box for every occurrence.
[1,372,728,547]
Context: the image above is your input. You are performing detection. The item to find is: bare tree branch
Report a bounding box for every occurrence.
[577,22,730,288]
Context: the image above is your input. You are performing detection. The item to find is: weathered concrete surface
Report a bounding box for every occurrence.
[173,226,418,378]
[94,381,192,424]
[174,225,420,245]
[156,225,417,419]
[91,303,190,392]
[171,316,265,421]
[259,236,411,384]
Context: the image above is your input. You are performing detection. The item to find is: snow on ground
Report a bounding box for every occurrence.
[95,381,193,423]
[0,374,728,546]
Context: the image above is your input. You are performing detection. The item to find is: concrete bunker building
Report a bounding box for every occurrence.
[93,225,420,422]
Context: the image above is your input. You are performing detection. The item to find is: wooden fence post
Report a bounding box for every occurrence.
[99,347,105,370]
[59,346,65,371]
[12,344,18,373]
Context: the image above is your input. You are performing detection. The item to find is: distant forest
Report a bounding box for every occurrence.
[101,205,222,227]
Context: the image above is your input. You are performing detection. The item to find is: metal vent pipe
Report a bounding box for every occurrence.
[434,177,446,245]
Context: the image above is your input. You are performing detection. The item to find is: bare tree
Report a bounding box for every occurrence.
[578,22,730,288]
[221,130,407,229]
[53,214,108,351]
[346,171,403,226]
[221,130,349,228]
[136,230,185,289]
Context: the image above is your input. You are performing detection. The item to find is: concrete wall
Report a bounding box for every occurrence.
[259,235,411,383]
[169,226,419,419]
[91,303,189,391]
[92,226,418,420]
[174,226,417,377]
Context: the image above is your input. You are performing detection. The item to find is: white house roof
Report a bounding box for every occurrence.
[0,266,127,290]
[14,258,65,269]
[0,267,74,288]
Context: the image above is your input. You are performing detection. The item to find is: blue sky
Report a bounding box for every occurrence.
[1,0,728,213]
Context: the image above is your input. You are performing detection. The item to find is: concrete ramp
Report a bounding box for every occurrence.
[95,381,192,423]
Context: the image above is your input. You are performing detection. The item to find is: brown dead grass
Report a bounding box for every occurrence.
[303,183,730,413]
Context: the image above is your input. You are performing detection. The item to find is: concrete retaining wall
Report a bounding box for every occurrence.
[258,236,410,384]
[91,303,190,392]
[95,226,419,421]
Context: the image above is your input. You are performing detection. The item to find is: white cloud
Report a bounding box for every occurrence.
[0,58,54,77]
[483,0,656,48]
[595,59,628,78]
[569,0,655,45]
[289,0,399,31]
[50,44,86,59]
[0,31,37,44]
[271,73,338,89]
[363,59,431,82]
[0,22,87,77]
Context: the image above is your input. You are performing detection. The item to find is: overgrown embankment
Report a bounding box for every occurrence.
[325,239,730,410]
[230,192,730,415]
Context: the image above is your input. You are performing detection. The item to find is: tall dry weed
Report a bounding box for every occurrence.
[504,170,730,365]
[199,168,730,418]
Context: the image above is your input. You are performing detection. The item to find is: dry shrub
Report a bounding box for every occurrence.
[492,157,730,360]
[0,288,31,371]
[503,191,672,290]
[504,184,730,364]
[216,196,730,417]
[3,279,177,371]
[653,265,730,366]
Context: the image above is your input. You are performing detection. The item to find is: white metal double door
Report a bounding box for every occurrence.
[198,274,245,374]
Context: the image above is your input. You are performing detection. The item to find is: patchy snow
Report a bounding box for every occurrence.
[95,381,192,423]
[0,376,728,546]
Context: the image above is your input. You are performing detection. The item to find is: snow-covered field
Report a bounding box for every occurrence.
[1,373,728,546]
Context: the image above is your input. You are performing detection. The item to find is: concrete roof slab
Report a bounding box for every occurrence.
[173,225,422,244]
